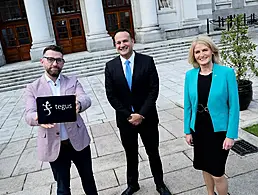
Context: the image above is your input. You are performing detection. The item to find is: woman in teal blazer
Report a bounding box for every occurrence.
[184,35,239,195]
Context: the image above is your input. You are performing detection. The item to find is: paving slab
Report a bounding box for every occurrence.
[115,152,192,186]
[94,169,118,191]
[41,162,51,170]
[158,125,176,142]
[166,107,184,120]
[0,175,26,194]
[23,169,54,190]
[0,139,27,159]
[51,177,84,195]
[225,153,258,177]
[162,166,204,194]
[98,184,125,195]
[0,155,19,179]
[94,134,124,156]
[10,135,32,143]
[160,119,184,138]
[158,110,178,123]
[90,122,114,138]
[25,137,37,149]
[139,138,191,160]
[228,169,258,195]
[177,186,207,195]
[13,147,42,176]
[92,152,126,173]
[90,142,98,159]
[9,186,51,195]
[156,95,177,111]
[0,144,6,154]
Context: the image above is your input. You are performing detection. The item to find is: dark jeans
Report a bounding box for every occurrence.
[119,123,164,188]
[50,141,98,195]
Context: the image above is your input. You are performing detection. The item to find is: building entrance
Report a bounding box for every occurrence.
[0,0,31,63]
[49,0,86,54]
[102,0,134,38]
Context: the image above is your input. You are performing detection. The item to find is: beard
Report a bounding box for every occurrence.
[46,67,62,78]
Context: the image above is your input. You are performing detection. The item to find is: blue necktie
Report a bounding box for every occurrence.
[125,60,134,111]
[125,60,132,90]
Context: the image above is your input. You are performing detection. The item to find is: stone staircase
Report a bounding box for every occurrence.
[0,38,221,92]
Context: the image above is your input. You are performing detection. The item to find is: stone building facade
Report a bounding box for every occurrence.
[0,0,257,65]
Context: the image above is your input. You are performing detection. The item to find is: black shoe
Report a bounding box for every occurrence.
[121,185,140,195]
[157,185,172,195]
[214,192,230,195]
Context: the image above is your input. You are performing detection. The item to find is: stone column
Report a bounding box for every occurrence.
[0,42,6,66]
[135,0,163,43]
[23,0,55,61]
[82,0,113,52]
[232,0,244,9]
[180,0,200,26]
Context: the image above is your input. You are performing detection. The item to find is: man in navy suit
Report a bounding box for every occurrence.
[105,29,171,195]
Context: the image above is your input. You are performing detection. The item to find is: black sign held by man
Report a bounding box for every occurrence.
[36,95,76,124]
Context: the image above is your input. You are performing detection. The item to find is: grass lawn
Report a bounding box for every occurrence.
[244,124,258,137]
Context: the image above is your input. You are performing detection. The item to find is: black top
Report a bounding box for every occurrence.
[197,73,212,106]
[195,73,213,131]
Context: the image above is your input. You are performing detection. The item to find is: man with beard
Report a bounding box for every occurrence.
[25,45,98,195]
[105,29,171,195]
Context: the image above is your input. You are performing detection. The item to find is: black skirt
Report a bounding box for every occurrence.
[191,112,229,177]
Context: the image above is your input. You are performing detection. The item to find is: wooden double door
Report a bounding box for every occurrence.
[0,22,31,63]
[105,9,134,38]
[53,14,86,54]
[103,0,134,38]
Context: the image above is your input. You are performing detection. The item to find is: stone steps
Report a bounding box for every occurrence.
[0,48,190,85]
[0,38,222,92]
[1,45,190,81]
[0,42,191,77]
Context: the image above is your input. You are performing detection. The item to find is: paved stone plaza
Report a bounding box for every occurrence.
[1,49,258,194]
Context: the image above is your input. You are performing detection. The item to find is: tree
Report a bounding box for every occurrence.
[220,14,258,82]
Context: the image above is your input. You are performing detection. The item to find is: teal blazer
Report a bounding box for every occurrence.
[184,63,239,139]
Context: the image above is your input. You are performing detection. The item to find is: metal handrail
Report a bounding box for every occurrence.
[207,13,257,34]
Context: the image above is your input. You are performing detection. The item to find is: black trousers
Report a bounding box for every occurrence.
[50,141,98,195]
[119,123,164,188]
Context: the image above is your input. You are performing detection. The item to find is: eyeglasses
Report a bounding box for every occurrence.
[43,56,65,64]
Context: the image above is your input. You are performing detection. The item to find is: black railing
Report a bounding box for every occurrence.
[207,13,258,34]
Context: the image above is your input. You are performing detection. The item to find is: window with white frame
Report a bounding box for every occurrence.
[215,0,232,3]
[158,0,173,9]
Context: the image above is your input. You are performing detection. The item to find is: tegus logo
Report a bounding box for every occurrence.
[43,101,52,116]
[55,104,72,110]
[42,102,73,116]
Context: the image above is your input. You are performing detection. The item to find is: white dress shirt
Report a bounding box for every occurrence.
[44,73,69,141]
[120,51,135,76]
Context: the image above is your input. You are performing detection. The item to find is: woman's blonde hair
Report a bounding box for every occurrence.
[188,35,221,68]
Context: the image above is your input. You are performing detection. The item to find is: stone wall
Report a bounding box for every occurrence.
[196,0,213,33]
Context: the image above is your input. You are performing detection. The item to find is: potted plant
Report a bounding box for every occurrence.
[220,14,258,110]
